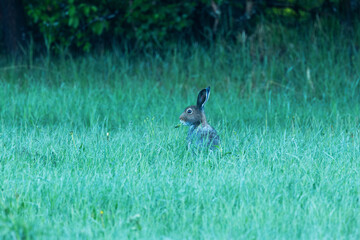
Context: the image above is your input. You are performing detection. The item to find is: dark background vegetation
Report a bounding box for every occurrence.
[1,0,359,56]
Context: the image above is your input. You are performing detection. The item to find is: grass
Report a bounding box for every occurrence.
[1,22,360,239]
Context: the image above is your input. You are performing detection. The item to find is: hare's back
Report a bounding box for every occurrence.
[207,126,220,147]
[199,125,220,148]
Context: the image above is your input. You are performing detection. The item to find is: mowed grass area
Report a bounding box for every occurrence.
[1,29,360,238]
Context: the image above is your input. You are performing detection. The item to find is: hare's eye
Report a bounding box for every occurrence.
[187,109,193,114]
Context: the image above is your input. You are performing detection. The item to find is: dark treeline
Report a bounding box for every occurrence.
[1,0,359,56]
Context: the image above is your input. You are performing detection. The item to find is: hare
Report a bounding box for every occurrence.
[179,86,220,150]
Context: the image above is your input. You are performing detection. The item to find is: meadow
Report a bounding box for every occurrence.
[1,24,360,239]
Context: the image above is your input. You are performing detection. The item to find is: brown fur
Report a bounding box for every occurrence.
[179,105,207,127]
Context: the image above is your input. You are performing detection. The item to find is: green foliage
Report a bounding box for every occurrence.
[24,0,200,51]
[22,0,360,52]
[25,0,119,51]
[124,1,196,44]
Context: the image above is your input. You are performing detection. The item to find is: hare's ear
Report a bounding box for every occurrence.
[197,86,211,110]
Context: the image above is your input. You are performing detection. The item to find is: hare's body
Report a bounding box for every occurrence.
[187,123,220,149]
[179,87,220,150]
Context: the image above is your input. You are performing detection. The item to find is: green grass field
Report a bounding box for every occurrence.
[1,27,360,239]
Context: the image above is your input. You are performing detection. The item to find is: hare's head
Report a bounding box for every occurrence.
[179,87,210,127]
